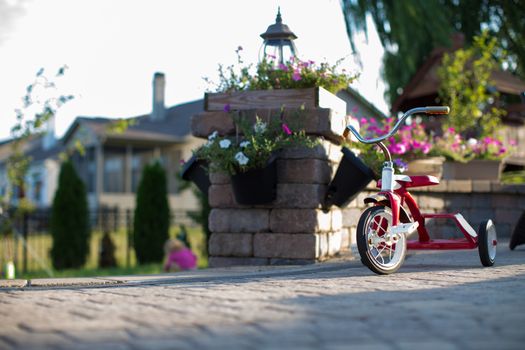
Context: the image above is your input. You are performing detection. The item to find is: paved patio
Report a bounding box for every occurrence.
[1,243,525,350]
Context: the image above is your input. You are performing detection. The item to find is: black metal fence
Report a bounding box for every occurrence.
[1,206,198,275]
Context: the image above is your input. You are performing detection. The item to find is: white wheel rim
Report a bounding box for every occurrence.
[486,221,497,261]
[366,209,405,270]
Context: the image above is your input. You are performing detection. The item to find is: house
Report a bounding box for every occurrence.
[337,87,386,119]
[0,73,205,213]
[391,34,525,169]
[60,73,205,212]
[0,127,62,207]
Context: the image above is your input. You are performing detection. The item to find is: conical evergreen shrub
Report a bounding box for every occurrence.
[134,161,170,264]
[50,160,90,269]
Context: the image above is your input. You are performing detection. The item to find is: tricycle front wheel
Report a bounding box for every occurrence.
[356,206,407,275]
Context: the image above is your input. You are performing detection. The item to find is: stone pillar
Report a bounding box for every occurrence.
[191,89,349,267]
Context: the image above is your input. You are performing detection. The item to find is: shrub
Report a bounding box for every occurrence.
[133,161,170,264]
[50,160,90,269]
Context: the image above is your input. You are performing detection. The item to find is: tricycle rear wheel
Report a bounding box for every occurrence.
[478,219,497,267]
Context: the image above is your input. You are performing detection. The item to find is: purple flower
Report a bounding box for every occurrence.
[223,104,231,113]
[394,159,408,172]
[278,63,288,71]
[282,123,292,135]
[292,71,301,81]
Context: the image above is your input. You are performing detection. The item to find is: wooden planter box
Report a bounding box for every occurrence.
[195,87,347,143]
[405,157,445,179]
[204,86,346,115]
[442,159,502,181]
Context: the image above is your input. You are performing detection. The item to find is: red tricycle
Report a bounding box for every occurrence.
[343,106,497,275]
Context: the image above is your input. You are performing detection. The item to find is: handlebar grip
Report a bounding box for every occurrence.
[426,106,450,115]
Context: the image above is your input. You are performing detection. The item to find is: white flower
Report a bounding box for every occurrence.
[467,138,478,146]
[208,131,218,141]
[235,152,249,165]
[240,141,250,148]
[253,121,267,134]
[219,139,231,149]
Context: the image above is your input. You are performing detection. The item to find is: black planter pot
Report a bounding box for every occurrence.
[181,156,211,196]
[324,147,375,209]
[231,156,278,205]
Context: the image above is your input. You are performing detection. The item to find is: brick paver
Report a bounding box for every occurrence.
[1,244,525,349]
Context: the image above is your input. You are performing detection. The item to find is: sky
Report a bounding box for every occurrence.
[0,0,387,141]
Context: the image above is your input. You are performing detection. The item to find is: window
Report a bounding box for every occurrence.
[104,149,125,193]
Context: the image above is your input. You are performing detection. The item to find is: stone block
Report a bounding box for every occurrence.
[492,194,518,209]
[209,209,270,233]
[280,140,342,163]
[470,194,492,208]
[208,233,253,257]
[472,180,491,193]
[210,172,230,185]
[277,159,332,184]
[275,184,326,209]
[445,194,472,210]
[419,195,446,210]
[342,208,362,227]
[331,209,343,231]
[340,228,350,251]
[447,180,472,193]
[328,231,343,256]
[254,233,319,259]
[427,181,448,192]
[270,209,332,233]
[495,209,522,226]
[208,257,269,267]
[209,184,235,208]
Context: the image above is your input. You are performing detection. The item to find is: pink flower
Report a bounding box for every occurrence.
[421,143,431,154]
[179,159,186,165]
[282,123,292,135]
[278,63,288,71]
[390,143,407,155]
[360,118,367,124]
[292,71,301,81]
[448,127,456,134]
[509,139,517,146]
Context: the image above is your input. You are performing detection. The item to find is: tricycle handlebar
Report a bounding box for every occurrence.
[343,106,450,144]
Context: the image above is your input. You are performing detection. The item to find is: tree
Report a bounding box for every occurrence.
[133,162,170,264]
[50,160,90,269]
[438,31,506,137]
[341,0,525,104]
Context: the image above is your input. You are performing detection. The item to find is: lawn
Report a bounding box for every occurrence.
[1,225,208,279]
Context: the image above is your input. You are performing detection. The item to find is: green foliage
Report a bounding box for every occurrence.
[5,66,74,206]
[438,31,506,137]
[341,0,525,103]
[206,47,357,94]
[195,108,317,176]
[133,162,170,264]
[50,160,90,269]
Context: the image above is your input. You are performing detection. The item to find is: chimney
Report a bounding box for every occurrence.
[42,115,56,150]
[151,72,166,121]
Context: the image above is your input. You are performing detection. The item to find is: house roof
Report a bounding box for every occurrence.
[392,47,525,113]
[63,99,204,145]
[338,87,387,119]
